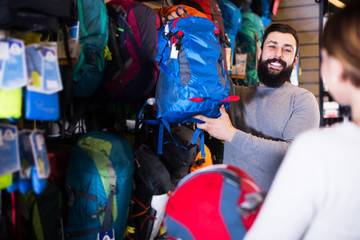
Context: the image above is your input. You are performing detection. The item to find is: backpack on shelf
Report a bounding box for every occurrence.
[235,11,265,86]
[65,131,134,240]
[125,144,172,240]
[0,0,71,33]
[71,0,109,97]
[99,0,160,103]
[156,4,208,20]
[174,0,226,40]
[154,16,238,157]
[248,0,280,27]
[190,144,213,172]
[165,164,264,240]
[148,124,201,185]
[19,184,65,240]
[216,0,242,73]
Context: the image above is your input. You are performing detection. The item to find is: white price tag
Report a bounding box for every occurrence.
[0,42,9,60]
[170,43,179,59]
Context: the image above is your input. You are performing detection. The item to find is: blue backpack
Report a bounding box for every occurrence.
[154,16,237,156]
[65,131,134,239]
[71,0,109,97]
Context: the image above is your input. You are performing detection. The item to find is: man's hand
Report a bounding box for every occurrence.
[193,105,237,142]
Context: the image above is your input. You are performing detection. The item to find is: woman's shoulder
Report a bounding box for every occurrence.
[292,122,359,150]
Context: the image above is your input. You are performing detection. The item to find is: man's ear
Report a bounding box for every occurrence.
[292,53,299,68]
[257,46,262,60]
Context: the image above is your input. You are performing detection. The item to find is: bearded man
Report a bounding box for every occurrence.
[194,24,320,191]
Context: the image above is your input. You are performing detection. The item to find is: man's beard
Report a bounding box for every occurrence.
[257,58,294,88]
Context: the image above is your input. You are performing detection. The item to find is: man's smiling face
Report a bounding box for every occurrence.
[260,31,297,69]
[257,31,298,88]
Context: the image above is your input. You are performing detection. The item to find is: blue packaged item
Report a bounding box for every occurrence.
[29,129,50,194]
[0,124,21,175]
[25,90,60,121]
[6,173,19,193]
[18,130,36,193]
[19,177,32,193]
[31,166,48,195]
[25,44,63,94]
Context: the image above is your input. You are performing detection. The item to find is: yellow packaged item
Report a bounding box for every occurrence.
[0,88,22,119]
[0,174,13,189]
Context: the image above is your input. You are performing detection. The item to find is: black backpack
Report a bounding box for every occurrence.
[0,0,71,33]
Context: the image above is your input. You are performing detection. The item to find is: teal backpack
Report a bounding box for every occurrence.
[65,131,134,239]
[236,11,265,86]
[71,0,109,97]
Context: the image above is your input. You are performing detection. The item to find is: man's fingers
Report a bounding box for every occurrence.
[220,104,225,112]
[196,122,205,130]
[193,115,207,122]
[177,8,184,16]
[219,105,228,116]
[170,11,179,19]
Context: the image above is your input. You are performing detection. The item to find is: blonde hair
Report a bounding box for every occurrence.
[322,1,360,87]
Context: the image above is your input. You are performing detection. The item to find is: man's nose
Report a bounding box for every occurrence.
[274,48,283,58]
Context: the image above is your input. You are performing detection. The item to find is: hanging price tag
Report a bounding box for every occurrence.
[97,229,115,240]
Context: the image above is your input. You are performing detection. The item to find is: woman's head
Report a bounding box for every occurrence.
[321,1,360,88]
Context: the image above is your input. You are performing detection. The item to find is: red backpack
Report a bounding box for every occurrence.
[164,164,264,240]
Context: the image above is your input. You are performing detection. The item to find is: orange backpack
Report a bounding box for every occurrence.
[156,4,208,20]
[190,144,213,172]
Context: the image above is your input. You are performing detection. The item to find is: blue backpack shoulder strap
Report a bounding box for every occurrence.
[191,128,205,157]
[138,99,206,156]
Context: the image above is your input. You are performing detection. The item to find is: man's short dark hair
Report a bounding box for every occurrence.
[261,23,299,54]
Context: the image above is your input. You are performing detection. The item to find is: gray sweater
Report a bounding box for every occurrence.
[224,83,320,191]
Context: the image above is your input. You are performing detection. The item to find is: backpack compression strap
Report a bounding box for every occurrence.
[66,161,117,234]
[66,185,99,237]
[100,160,117,232]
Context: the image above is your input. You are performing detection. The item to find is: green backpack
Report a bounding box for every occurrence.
[236,11,265,86]
[19,184,64,240]
[71,0,109,97]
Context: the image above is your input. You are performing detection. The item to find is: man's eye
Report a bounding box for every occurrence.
[284,49,292,53]
[268,45,276,49]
